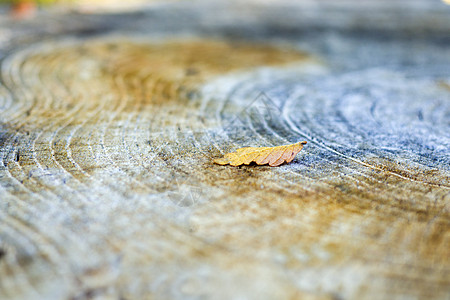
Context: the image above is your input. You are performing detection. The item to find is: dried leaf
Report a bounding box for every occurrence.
[214,141,307,167]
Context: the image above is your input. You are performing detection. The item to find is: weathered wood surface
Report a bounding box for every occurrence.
[0,1,450,299]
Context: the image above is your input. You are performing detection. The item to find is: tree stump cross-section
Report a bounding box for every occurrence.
[0,1,449,299]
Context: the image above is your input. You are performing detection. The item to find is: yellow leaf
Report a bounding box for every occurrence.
[214,141,307,167]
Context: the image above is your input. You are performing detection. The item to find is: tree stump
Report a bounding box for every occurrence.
[0,1,449,299]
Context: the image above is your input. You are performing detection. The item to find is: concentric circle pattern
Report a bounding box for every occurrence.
[0,1,449,300]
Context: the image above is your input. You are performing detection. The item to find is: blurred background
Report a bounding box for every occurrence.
[2,0,450,19]
[1,0,171,17]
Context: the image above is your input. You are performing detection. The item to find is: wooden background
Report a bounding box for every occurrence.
[0,1,449,299]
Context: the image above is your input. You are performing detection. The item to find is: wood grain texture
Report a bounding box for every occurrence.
[0,1,449,300]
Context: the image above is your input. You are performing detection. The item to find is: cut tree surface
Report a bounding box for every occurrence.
[0,1,449,300]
